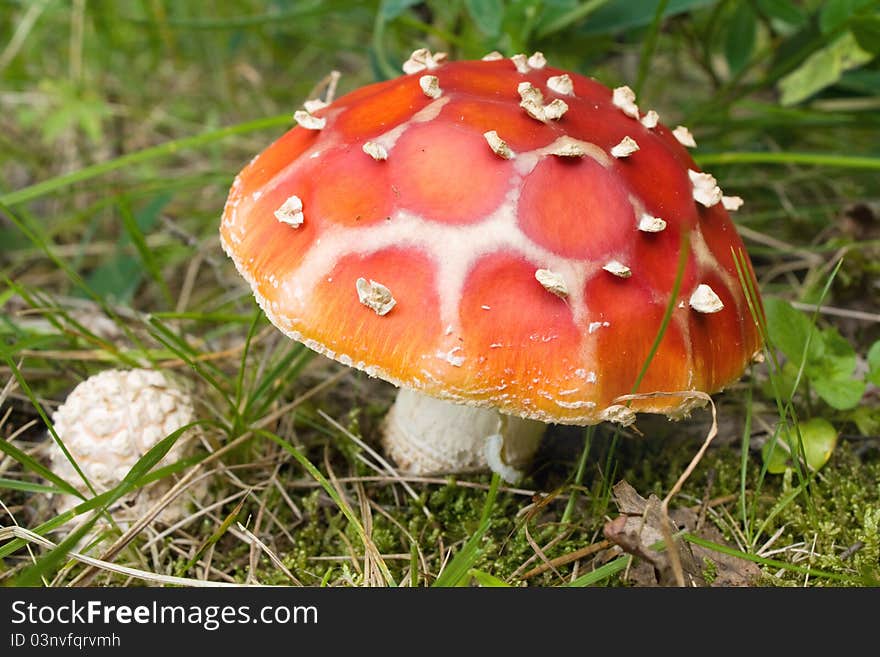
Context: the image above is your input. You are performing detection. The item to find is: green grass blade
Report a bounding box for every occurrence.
[696,152,880,169]
[179,495,247,577]
[0,478,62,495]
[561,425,593,526]
[536,0,610,39]
[567,555,629,586]
[0,115,292,207]
[0,206,146,359]
[12,421,202,585]
[739,383,754,545]
[244,343,315,421]
[2,356,96,497]
[118,197,173,307]
[145,316,236,415]
[629,230,690,396]
[234,310,262,417]
[119,3,327,30]
[433,473,501,587]
[469,569,511,587]
[0,438,80,499]
[259,428,396,586]
[634,0,670,96]
[683,533,855,584]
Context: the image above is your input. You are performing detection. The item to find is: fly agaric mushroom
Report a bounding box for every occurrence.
[220,51,762,482]
[46,368,201,524]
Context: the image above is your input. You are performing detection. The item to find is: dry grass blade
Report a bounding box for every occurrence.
[235,521,301,585]
[67,430,255,586]
[521,540,612,580]
[0,526,251,587]
[613,390,717,587]
[317,409,432,519]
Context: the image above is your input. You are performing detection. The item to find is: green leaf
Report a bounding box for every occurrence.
[851,16,880,54]
[838,68,880,92]
[851,404,880,436]
[725,2,757,75]
[817,327,858,377]
[793,418,839,471]
[778,32,874,106]
[755,0,807,28]
[811,376,865,409]
[868,340,880,386]
[763,297,822,365]
[465,0,504,37]
[762,360,799,403]
[380,0,421,20]
[819,0,876,34]
[762,419,839,474]
[807,328,866,409]
[570,0,714,35]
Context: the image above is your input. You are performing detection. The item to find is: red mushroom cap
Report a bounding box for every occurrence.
[220,52,762,424]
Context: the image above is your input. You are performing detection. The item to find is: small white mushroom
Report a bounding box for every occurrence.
[46,369,202,524]
[611,136,640,158]
[293,110,326,130]
[403,48,446,74]
[482,51,504,61]
[527,51,547,69]
[363,141,389,161]
[356,278,396,316]
[419,74,442,99]
[689,284,724,314]
[274,195,305,227]
[688,169,723,207]
[638,213,667,232]
[672,125,697,148]
[722,195,744,211]
[640,110,659,129]
[535,269,569,298]
[546,73,574,96]
[546,136,586,158]
[603,260,632,278]
[612,85,639,119]
[511,53,530,74]
[483,130,515,159]
[303,98,328,113]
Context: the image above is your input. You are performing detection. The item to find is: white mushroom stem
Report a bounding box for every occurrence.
[382,389,545,483]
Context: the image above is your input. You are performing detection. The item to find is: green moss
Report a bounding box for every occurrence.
[226,424,880,587]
